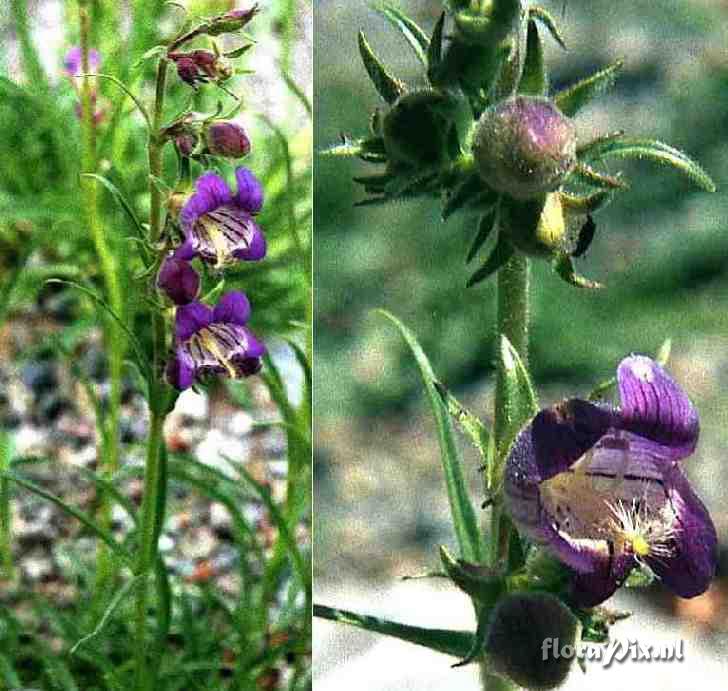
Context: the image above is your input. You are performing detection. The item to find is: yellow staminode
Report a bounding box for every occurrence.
[606,498,677,563]
[198,329,237,379]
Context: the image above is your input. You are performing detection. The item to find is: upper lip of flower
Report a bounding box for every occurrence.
[179,168,265,267]
[505,355,717,606]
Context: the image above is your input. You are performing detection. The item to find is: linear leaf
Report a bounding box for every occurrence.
[581,137,716,192]
[529,5,567,49]
[314,604,475,659]
[376,3,429,66]
[433,381,491,461]
[555,60,623,117]
[426,12,446,83]
[2,471,128,560]
[378,310,482,562]
[442,174,484,221]
[358,31,406,105]
[467,207,498,263]
[467,231,515,287]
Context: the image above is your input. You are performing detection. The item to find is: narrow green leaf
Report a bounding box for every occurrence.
[426,12,446,83]
[576,129,625,158]
[280,68,312,119]
[225,43,254,59]
[571,162,627,190]
[314,604,475,659]
[496,335,539,461]
[467,231,515,288]
[93,73,152,127]
[555,60,623,117]
[2,471,128,561]
[71,576,142,654]
[519,20,547,96]
[358,31,406,105]
[553,253,602,289]
[433,380,491,461]
[466,207,498,264]
[581,137,716,192]
[529,5,567,49]
[81,173,147,248]
[376,3,429,66]
[442,174,484,221]
[378,310,482,562]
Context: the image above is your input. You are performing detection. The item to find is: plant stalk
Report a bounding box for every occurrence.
[481,251,530,691]
[0,430,14,580]
[133,56,170,691]
[79,0,125,617]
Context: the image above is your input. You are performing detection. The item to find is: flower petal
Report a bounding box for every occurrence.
[175,302,213,342]
[569,553,635,608]
[157,256,200,305]
[647,466,718,598]
[617,355,699,460]
[173,239,196,261]
[166,347,196,391]
[188,206,266,265]
[212,291,251,325]
[232,219,266,261]
[235,167,263,213]
[180,172,233,233]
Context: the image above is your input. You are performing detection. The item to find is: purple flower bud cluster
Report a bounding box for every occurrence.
[169,50,232,88]
[157,167,268,390]
[172,120,251,160]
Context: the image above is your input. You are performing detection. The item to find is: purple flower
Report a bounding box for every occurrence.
[205,121,251,158]
[505,355,717,607]
[156,252,200,305]
[169,50,232,87]
[179,168,266,267]
[63,46,100,76]
[166,291,266,391]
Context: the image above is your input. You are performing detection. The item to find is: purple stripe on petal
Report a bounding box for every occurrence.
[235,167,264,213]
[617,356,699,460]
[232,220,266,261]
[647,467,718,598]
[180,172,233,232]
[212,291,251,325]
[175,302,213,342]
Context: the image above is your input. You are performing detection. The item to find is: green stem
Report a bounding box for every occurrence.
[133,56,170,691]
[480,252,529,691]
[0,430,14,580]
[79,0,125,617]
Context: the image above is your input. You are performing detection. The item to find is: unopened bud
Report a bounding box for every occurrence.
[473,96,576,200]
[485,592,579,690]
[206,5,259,36]
[205,121,251,158]
[170,50,232,87]
[156,255,200,305]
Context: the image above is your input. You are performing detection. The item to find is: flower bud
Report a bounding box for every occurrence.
[382,90,463,167]
[485,592,579,690]
[175,132,199,157]
[206,5,259,36]
[157,255,200,305]
[204,121,251,158]
[473,96,576,200]
[170,50,232,87]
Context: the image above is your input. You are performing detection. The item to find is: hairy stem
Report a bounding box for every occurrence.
[480,252,529,691]
[134,56,170,691]
[79,0,125,618]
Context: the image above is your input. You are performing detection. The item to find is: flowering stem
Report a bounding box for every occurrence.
[133,56,170,691]
[480,252,529,691]
[78,0,125,618]
[0,430,14,580]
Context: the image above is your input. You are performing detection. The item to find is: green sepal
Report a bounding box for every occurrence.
[555,60,624,117]
[570,162,627,190]
[625,564,655,588]
[467,206,498,264]
[529,5,567,50]
[357,31,406,105]
[553,253,602,289]
[442,174,485,221]
[577,607,631,644]
[576,129,625,158]
[224,43,254,59]
[580,137,716,192]
[375,3,429,66]
[320,135,387,163]
[561,190,612,216]
[313,604,476,659]
[433,381,492,460]
[440,545,505,603]
[518,20,547,96]
[426,12,446,85]
[452,602,491,668]
[467,229,515,287]
[495,334,539,460]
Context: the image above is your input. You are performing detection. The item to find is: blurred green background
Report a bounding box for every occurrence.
[314,1,728,687]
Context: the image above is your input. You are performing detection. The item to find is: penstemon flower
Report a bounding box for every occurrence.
[156,252,200,305]
[505,355,718,607]
[165,291,266,391]
[178,167,266,267]
[63,46,100,76]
